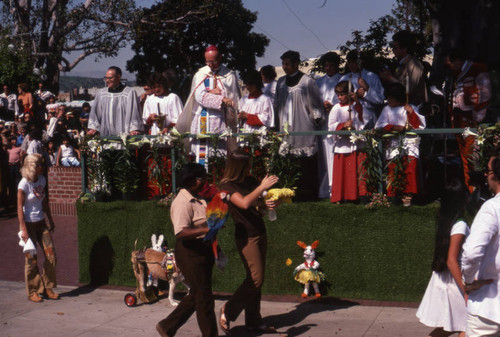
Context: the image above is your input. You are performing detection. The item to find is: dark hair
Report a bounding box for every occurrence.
[18,82,29,92]
[346,50,359,62]
[220,148,251,184]
[260,65,277,81]
[320,51,341,67]
[177,163,206,189]
[334,81,349,94]
[82,102,91,109]
[384,82,406,103]
[108,66,122,77]
[431,179,469,272]
[29,127,43,141]
[243,70,263,90]
[150,72,169,90]
[280,50,301,64]
[490,144,500,181]
[392,30,416,54]
[61,133,70,142]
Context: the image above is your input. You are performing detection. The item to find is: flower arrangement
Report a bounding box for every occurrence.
[365,193,391,209]
[465,123,500,173]
[264,188,295,221]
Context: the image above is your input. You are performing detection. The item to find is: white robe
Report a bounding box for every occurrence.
[374,105,426,159]
[88,86,143,137]
[316,73,341,198]
[142,94,183,135]
[275,73,325,157]
[238,94,274,132]
[262,80,277,104]
[340,69,384,129]
[328,103,363,154]
[176,65,240,163]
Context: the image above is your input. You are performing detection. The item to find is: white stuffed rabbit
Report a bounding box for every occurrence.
[293,240,325,298]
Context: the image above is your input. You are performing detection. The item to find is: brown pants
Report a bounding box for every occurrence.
[24,220,57,296]
[157,238,217,337]
[225,234,267,327]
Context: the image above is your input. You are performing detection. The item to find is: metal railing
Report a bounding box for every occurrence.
[80,127,478,196]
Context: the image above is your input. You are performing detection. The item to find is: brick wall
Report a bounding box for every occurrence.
[48,167,82,216]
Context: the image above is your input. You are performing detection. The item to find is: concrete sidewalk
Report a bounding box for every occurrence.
[0,280,430,337]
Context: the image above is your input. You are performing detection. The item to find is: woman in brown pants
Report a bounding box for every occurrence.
[218,148,279,333]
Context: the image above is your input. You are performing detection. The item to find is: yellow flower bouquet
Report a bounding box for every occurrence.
[263,188,295,221]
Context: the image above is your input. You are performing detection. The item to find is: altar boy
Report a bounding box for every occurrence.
[328,81,366,203]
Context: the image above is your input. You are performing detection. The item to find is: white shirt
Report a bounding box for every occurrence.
[142,94,183,135]
[18,176,46,222]
[316,73,342,105]
[374,105,426,159]
[328,102,362,154]
[262,80,277,103]
[238,94,274,131]
[462,193,500,324]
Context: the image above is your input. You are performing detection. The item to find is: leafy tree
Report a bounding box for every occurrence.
[0,0,138,92]
[312,0,432,75]
[0,27,39,89]
[127,0,269,84]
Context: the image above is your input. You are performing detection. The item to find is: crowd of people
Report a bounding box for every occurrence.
[1,28,500,337]
[1,30,496,209]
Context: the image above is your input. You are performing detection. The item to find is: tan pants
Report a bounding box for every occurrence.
[225,235,267,327]
[25,220,57,296]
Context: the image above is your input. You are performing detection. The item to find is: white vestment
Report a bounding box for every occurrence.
[88,86,143,137]
[274,73,325,157]
[316,73,341,198]
[176,65,240,164]
[374,105,426,159]
[142,94,183,135]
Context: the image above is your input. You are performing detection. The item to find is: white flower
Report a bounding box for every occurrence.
[119,132,128,145]
[477,135,485,145]
[88,140,99,153]
[256,126,267,136]
[170,127,182,139]
[283,121,289,135]
[462,127,478,138]
[139,136,151,146]
[389,148,400,158]
[220,128,233,138]
[349,133,366,144]
[371,138,379,148]
[278,141,289,156]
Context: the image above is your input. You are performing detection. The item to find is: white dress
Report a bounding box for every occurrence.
[416,220,470,332]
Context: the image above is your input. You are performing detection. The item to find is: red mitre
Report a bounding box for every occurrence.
[205,45,218,53]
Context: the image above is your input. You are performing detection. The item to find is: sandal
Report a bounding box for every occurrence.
[219,303,230,334]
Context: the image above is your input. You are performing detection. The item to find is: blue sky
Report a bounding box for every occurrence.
[69,0,396,79]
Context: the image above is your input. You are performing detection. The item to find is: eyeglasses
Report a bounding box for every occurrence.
[103,76,115,80]
[205,60,218,65]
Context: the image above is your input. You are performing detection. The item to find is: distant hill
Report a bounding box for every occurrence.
[59,76,135,92]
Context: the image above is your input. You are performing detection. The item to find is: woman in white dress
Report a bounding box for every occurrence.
[416,180,469,336]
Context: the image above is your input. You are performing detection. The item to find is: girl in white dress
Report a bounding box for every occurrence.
[416,180,469,336]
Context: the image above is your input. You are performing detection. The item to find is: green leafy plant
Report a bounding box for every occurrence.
[265,132,302,189]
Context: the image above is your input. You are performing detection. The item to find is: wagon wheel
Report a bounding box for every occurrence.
[124,293,137,307]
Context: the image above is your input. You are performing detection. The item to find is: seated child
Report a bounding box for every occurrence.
[374,82,426,206]
[328,80,366,203]
[56,134,80,167]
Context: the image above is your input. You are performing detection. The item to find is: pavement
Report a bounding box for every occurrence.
[0,207,431,337]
